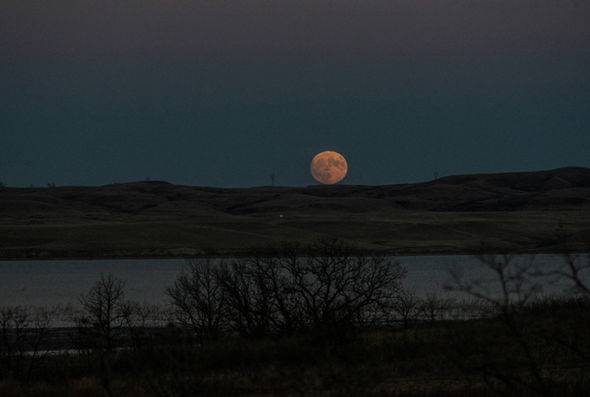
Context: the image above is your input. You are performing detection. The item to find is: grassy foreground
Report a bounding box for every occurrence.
[1,300,589,397]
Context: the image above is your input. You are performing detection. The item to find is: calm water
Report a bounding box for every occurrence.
[0,255,581,307]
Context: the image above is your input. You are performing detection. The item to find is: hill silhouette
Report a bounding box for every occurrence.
[1,167,589,258]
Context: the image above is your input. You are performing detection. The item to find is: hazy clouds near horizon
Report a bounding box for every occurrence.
[1,0,589,186]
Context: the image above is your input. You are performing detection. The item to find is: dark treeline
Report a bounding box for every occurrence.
[1,240,590,396]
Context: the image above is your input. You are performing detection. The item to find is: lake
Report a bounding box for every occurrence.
[0,254,581,308]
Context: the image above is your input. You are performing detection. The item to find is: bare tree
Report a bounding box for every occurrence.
[78,274,127,351]
[217,254,304,336]
[222,240,405,336]
[447,255,543,311]
[167,258,227,341]
[533,253,590,296]
[526,253,590,370]
[0,306,30,380]
[121,301,163,353]
[420,293,452,323]
[446,255,551,396]
[286,241,405,332]
[23,306,52,382]
[219,259,275,337]
[168,240,406,339]
[391,290,421,329]
[77,273,127,397]
[0,306,52,382]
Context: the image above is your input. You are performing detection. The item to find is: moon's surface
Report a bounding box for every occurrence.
[310,151,348,185]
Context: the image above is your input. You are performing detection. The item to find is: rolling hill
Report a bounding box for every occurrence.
[1,167,589,259]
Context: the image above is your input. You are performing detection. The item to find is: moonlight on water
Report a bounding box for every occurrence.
[310,151,348,185]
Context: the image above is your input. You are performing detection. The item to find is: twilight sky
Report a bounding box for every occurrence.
[1,0,589,187]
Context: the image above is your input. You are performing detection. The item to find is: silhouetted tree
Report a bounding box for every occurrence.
[0,306,52,381]
[77,274,127,397]
[167,259,227,341]
[169,240,406,339]
[391,290,421,329]
[447,255,550,396]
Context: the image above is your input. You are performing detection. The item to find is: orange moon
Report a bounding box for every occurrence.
[310,151,348,185]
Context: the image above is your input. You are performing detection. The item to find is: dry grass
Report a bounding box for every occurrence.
[2,167,590,259]
[0,209,589,259]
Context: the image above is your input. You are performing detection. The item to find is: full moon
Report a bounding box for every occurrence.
[310,151,348,185]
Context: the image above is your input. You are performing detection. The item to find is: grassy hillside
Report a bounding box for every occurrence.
[1,167,589,259]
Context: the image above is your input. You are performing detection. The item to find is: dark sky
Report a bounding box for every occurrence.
[1,0,589,187]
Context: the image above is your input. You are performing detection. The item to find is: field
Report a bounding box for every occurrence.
[1,167,590,259]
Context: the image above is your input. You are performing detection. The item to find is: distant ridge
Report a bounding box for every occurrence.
[432,167,590,191]
[2,167,590,217]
